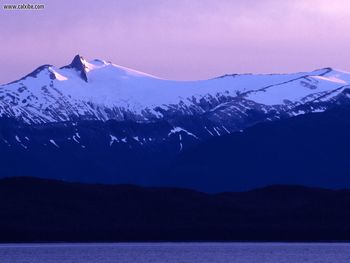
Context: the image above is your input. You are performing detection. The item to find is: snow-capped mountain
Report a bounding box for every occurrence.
[2,55,350,152]
[2,55,350,128]
[2,55,350,188]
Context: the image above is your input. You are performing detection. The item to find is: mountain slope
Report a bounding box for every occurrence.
[166,106,350,192]
[0,117,188,184]
[2,55,350,135]
[2,56,350,191]
[1,106,350,192]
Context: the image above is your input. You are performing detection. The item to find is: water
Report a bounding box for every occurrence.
[0,243,350,263]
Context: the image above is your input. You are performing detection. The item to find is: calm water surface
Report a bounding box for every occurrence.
[0,243,350,263]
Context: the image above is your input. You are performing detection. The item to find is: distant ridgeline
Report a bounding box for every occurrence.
[1,177,350,242]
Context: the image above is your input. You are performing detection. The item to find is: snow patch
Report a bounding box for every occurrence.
[49,139,59,148]
[204,126,214,136]
[213,127,221,136]
[110,135,119,146]
[222,126,230,134]
[168,127,198,139]
[179,134,183,152]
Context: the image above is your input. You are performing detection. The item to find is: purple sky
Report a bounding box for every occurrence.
[1,0,350,84]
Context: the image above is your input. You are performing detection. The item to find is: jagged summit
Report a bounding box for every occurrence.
[68,55,87,70]
[61,54,88,82]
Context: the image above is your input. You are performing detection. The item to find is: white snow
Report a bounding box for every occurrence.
[246,69,350,105]
[213,127,221,136]
[50,68,68,81]
[222,126,230,134]
[1,56,350,124]
[204,126,214,136]
[110,135,119,146]
[313,75,347,84]
[72,135,79,143]
[3,140,10,147]
[168,127,198,139]
[49,139,59,148]
[178,134,183,152]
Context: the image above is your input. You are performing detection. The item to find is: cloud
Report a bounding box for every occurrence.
[1,0,350,83]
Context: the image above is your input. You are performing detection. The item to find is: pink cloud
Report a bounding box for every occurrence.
[1,0,350,84]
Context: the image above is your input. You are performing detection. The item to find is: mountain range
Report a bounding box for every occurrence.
[1,55,350,191]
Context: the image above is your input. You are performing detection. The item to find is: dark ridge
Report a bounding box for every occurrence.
[60,54,88,82]
[317,67,334,76]
[214,67,333,80]
[1,177,350,242]
[4,64,54,85]
[214,74,240,79]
